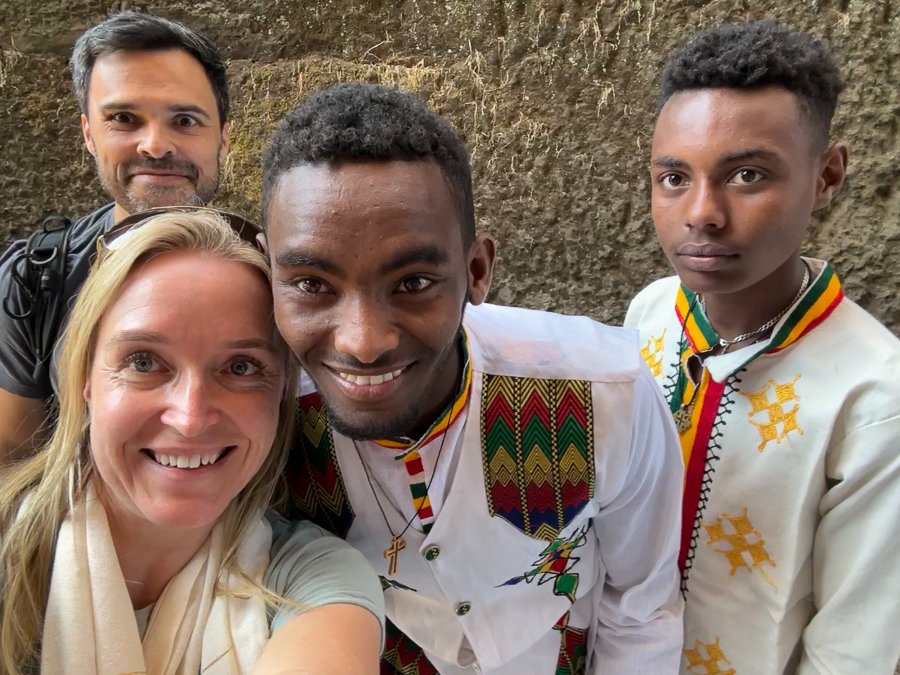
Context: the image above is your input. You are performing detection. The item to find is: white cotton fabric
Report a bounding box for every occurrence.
[301,302,685,674]
[625,262,900,674]
[41,482,271,675]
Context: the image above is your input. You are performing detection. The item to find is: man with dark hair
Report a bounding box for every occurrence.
[0,11,230,458]
[263,82,684,674]
[625,21,900,673]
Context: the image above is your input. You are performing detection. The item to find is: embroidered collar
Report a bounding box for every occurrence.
[675,258,844,381]
[374,329,473,458]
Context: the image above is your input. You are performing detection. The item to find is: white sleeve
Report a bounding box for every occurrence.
[797,413,900,674]
[590,366,684,674]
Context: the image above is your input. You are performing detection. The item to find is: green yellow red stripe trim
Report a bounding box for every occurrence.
[675,290,716,354]
[676,366,726,572]
[370,330,472,533]
[769,264,843,352]
[674,261,843,363]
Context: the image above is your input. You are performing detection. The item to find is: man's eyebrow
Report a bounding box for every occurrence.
[720,148,781,164]
[97,102,212,120]
[651,156,689,170]
[651,148,781,170]
[380,245,449,275]
[274,250,341,276]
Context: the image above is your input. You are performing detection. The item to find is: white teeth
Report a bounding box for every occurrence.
[338,368,404,386]
[151,451,224,469]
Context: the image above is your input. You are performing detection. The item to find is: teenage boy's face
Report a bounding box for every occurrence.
[649,86,845,297]
[265,160,494,440]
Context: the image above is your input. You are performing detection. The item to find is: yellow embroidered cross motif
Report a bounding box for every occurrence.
[684,638,735,675]
[742,374,803,451]
[639,328,667,378]
[704,508,776,588]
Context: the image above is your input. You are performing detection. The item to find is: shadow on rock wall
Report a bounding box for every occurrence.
[0,0,897,332]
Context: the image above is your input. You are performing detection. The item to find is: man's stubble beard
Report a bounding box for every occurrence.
[320,305,469,442]
[96,149,221,213]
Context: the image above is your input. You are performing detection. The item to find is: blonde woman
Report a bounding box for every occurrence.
[0,209,383,674]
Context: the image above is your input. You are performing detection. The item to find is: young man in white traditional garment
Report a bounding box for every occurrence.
[261,82,685,674]
[625,20,900,674]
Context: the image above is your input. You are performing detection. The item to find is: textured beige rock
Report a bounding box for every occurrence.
[1,1,897,333]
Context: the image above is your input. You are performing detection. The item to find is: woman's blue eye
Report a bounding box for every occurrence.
[229,359,260,376]
[126,352,157,373]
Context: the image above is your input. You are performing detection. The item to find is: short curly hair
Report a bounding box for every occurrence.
[658,20,845,147]
[261,82,474,244]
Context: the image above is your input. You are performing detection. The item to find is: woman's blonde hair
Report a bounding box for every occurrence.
[0,210,296,673]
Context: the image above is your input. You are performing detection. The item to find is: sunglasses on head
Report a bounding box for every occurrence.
[96,206,262,257]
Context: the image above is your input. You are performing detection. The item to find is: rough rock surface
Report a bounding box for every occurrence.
[1,0,897,333]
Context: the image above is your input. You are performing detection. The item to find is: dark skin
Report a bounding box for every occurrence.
[264,160,495,440]
[650,86,848,342]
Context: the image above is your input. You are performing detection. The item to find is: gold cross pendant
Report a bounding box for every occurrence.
[674,401,695,433]
[384,535,406,576]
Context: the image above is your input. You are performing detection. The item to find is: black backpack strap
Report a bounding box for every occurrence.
[2,215,72,386]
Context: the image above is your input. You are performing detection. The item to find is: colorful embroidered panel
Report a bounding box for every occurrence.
[482,375,594,541]
[284,393,355,538]
[381,619,439,675]
[500,524,589,602]
[554,611,588,675]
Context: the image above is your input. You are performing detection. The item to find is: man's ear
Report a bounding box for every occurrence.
[466,233,496,306]
[813,140,849,210]
[221,121,231,157]
[81,114,97,157]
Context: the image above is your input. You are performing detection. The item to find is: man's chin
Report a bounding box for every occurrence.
[324,401,422,442]
[126,187,205,211]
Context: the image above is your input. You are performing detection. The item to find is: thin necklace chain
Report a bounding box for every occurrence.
[702,262,811,348]
[351,414,451,541]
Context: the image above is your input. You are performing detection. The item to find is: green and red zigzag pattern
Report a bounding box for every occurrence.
[481,375,594,540]
[285,393,355,537]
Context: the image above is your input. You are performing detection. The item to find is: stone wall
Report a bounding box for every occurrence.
[1,0,897,332]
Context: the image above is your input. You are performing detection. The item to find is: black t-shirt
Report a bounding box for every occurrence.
[0,204,115,399]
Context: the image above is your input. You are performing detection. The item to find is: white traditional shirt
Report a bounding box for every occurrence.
[286,302,684,674]
[624,259,900,674]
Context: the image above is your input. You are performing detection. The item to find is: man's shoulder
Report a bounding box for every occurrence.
[0,203,114,268]
[0,203,115,398]
[65,203,116,247]
[829,295,899,348]
[624,275,680,330]
[808,295,900,392]
[463,302,641,383]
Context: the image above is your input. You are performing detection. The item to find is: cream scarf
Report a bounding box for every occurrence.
[41,483,272,674]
